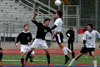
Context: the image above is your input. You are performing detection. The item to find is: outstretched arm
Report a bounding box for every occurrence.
[31,12,40,26]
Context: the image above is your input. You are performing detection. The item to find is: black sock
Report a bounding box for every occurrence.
[65,55,70,60]
[21,58,24,65]
[25,51,31,61]
[46,53,50,64]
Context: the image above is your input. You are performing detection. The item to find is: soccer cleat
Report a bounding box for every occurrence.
[72,51,75,58]
[29,56,33,62]
[48,64,52,67]
[67,65,71,67]
[64,55,70,64]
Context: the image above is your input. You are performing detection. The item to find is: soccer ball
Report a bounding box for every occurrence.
[55,0,61,6]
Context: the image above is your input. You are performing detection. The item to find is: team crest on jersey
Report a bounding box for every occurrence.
[27,37,30,40]
[44,29,47,33]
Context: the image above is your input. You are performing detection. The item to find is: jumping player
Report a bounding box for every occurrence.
[68,24,100,67]
[25,13,52,67]
[15,24,35,67]
[51,11,75,64]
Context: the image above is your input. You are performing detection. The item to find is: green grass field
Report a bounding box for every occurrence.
[2,55,100,65]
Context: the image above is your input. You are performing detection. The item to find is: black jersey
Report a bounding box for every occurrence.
[16,31,32,45]
[32,20,52,40]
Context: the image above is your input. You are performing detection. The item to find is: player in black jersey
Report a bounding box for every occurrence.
[25,13,52,67]
[15,24,35,67]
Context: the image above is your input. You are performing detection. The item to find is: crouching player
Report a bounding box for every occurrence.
[15,24,35,67]
[25,13,53,67]
[68,24,100,67]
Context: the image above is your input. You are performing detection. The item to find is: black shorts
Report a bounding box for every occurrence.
[80,47,95,56]
[55,32,63,44]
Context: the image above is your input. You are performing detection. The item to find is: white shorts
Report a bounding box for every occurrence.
[31,39,48,49]
[21,45,35,54]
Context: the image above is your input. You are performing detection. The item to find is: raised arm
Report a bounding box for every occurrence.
[31,13,40,26]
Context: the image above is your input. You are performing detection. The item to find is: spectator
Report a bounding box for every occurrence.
[66,27,75,51]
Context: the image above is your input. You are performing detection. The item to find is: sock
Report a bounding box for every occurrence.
[46,53,50,64]
[66,47,72,53]
[61,46,68,55]
[68,59,75,66]
[25,51,31,61]
[21,58,24,65]
[93,60,97,67]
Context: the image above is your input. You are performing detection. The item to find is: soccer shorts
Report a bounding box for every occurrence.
[80,47,95,56]
[21,45,35,54]
[31,39,48,49]
[55,32,64,44]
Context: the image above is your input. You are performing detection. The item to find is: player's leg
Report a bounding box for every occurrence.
[29,51,35,62]
[25,39,39,62]
[21,52,25,67]
[71,41,74,51]
[91,51,97,67]
[27,46,35,62]
[68,47,88,67]
[42,40,52,67]
[68,53,83,67]
[25,48,34,62]
[21,45,28,67]
[44,49,51,65]
[56,33,70,64]
[68,40,71,50]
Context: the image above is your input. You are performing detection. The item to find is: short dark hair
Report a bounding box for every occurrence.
[56,11,63,18]
[88,24,93,29]
[24,24,29,28]
[43,18,50,23]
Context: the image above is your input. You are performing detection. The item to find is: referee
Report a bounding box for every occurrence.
[15,24,35,67]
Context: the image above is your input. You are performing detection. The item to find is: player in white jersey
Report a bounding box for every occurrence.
[51,11,75,64]
[68,24,100,67]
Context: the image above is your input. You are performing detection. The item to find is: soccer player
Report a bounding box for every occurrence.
[51,11,75,64]
[68,24,100,67]
[25,13,52,67]
[15,24,35,67]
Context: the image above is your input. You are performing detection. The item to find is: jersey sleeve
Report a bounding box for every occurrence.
[54,19,60,26]
[31,19,40,27]
[83,32,87,40]
[96,31,100,38]
[15,33,21,43]
[29,33,32,42]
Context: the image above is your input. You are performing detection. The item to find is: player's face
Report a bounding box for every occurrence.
[87,25,92,31]
[44,20,50,26]
[24,25,29,31]
[55,12,59,18]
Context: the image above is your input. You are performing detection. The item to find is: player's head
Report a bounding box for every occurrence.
[24,24,29,31]
[69,27,73,30]
[87,24,93,30]
[43,18,50,26]
[55,11,63,18]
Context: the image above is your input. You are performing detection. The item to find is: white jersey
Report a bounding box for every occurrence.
[83,30,100,48]
[54,18,63,32]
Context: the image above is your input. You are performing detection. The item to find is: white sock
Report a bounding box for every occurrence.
[62,47,68,55]
[93,60,97,67]
[66,47,72,53]
[68,59,75,66]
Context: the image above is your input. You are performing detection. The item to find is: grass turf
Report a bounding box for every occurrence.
[2,55,100,65]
